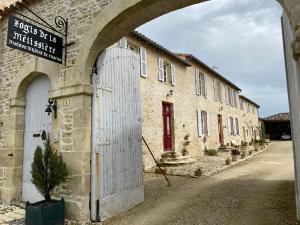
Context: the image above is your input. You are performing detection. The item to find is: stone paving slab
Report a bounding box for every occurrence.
[0,202,24,225]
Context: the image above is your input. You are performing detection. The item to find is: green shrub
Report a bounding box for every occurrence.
[206,149,218,156]
[31,134,68,201]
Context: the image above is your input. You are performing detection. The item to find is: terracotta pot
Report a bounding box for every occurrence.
[232,155,238,162]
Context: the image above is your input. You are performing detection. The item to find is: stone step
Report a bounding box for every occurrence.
[166,155,189,161]
[161,158,196,166]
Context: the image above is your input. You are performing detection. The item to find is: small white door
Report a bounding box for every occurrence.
[22,75,52,203]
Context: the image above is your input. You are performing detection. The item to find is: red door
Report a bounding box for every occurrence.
[218,115,224,145]
[162,103,172,151]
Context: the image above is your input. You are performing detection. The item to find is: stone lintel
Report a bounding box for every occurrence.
[49,84,93,100]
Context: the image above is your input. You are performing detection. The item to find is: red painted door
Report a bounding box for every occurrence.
[218,115,224,145]
[162,103,172,151]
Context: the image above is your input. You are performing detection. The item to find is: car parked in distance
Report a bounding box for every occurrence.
[281,133,292,140]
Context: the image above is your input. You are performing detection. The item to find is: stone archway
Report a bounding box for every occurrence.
[5,58,60,202]
[69,0,300,222]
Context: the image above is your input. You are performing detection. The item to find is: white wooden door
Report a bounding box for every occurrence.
[22,75,52,203]
[91,48,143,221]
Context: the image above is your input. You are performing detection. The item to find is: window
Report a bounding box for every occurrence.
[247,103,250,113]
[158,59,176,85]
[201,111,208,136]
[163,63,169,82]
[234,92,238,108]
[140,46,148,77]
[252,106,255,114]
[235,118,239,135]
[225,86,229,105]
[214,80,222,102]
[240,99,244,110]
[195,69,206,97]
[197,110,210,137]
[230,117,235,136]
[229,88,234,106]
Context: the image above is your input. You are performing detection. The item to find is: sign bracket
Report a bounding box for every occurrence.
[7,2,69,66]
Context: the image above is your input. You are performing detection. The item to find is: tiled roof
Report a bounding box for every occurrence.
[263,113,290,122]
[130,31,191,67]
[240,95,260,108]
[178,53,242,92]
[0,0,36,18]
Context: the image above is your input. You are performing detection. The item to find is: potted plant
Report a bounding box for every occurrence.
[225,157,231,165]
[259,140,265,150]
[26,135,68,225]
[241,142,248,152]
[231,149,240,162]
[182,134,190,156]
[241,151,246,159]
[253,140,259,151]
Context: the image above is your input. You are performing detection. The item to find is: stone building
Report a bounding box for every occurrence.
[116,32,260,169]
[0,0,300,223]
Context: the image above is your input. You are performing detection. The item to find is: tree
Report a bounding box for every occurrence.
[31,134,68,201]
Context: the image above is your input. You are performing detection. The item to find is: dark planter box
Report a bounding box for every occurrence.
[26,198,65,225]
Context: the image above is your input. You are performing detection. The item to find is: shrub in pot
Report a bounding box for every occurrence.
[241,142,248,151]
[225,157,231,165]
[26,135,68,225]
[241,151,246,159]
[206,149,218,156]
[231,149,240,162]
[182,134,190,156]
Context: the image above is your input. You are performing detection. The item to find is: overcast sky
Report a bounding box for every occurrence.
[137,0,288,118]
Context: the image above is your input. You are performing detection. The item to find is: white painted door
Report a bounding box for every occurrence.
[91,48,143,221]
[22,75,52,203]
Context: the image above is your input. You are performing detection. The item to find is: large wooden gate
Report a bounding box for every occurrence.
[22,75,52,202]
[91,47,143,221]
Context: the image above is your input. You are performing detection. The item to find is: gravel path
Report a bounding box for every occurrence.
[103,141,298,225]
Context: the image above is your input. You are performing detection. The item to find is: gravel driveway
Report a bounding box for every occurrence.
[103,141,298,225]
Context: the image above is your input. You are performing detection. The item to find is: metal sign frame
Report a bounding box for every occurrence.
[6,2,69,65]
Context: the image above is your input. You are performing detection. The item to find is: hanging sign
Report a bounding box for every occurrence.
[7,15,63,64]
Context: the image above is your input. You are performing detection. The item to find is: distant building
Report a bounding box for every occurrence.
[262,113,291,140]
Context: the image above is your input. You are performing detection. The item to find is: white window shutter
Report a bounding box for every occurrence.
[233,117,236,136]
[204,74,208,98]
[236,118,239,135]
[195,69,200,96]
[219,83,223,103]
[140,46,148,77]
[207,112,211,136]
[171,64,176,86]
[118,37,127,48]
[225,86,229,105]
[228,116,231,136]
[158,58,164,82]
[197,110,203,137]
[213,80,216,100]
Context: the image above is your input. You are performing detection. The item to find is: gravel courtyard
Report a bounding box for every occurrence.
[0,141,297,225]
[104,141,297,225]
